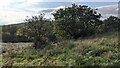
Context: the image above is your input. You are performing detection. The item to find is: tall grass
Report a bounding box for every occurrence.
[2,31,120,66]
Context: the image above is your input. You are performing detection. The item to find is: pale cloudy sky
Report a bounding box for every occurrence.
[0,0,119,25]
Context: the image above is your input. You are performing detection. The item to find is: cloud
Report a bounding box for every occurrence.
[97,4,118,19]
[0,9,35,25]
[31,6,65,13]
[0,0,44,25]
[40,6,65,19]
[0,0,68,25]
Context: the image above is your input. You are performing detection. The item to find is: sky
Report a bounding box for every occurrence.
[0,0,119,25]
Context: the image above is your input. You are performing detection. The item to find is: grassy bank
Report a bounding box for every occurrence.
[2,31,120,66]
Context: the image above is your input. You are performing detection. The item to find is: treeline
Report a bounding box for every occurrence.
[2,4,120,48]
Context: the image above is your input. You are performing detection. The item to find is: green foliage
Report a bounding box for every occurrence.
[2,31,120,66]
[75,45,120,66]
[1,3,120,67]
[22,14,56,48]
[2,24,30,43]
[2,25,18,42]
[52,4,102,39]
[104,16,119,31]
[97,16,120,34]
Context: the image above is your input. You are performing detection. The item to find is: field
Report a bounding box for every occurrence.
[1,31,120,66]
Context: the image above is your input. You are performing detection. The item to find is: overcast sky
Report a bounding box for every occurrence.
[0,0,119,25]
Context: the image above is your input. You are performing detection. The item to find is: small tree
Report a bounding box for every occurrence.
[103,16,120,32]
[22,14,53,49]
[52,4,102,39]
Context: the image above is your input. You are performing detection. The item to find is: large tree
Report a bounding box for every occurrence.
[52,4,102,39]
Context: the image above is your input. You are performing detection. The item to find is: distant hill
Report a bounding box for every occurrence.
[1,23,31,43]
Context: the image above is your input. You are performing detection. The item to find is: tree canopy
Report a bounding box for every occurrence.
[20,14,55,48]
[52,4,102,39]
